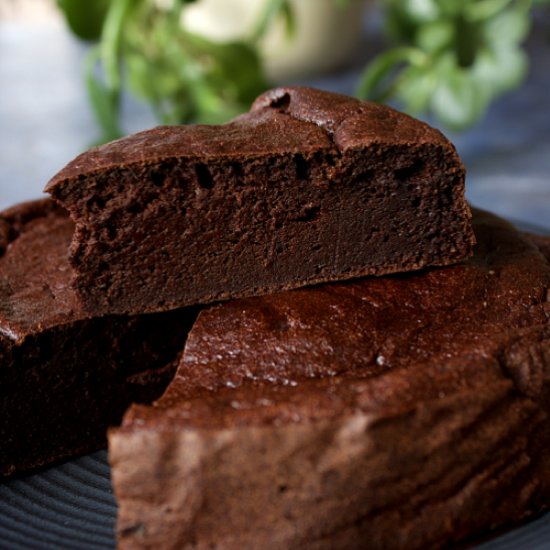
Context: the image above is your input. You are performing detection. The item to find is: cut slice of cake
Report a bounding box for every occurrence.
[110,210,550,549]
[0,199,197,477]
[46,87,474,316]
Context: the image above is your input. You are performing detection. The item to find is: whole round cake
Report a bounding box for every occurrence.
[110,209,550,549]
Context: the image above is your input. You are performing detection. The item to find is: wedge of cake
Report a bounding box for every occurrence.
[0,200,197,477]
[110,209,550,549]
[45,87,474,316]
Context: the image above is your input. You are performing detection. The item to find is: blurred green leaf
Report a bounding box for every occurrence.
[417,19,453,53]
[100,0,134,91]
[465,0,515,22]
[395,65,437,113]
[251,0,294,43]
[474,44,528,93]
[125,52,158,103]
[356,46,427,101]
[84,48,122,143]
[362,0,537,130]
[431,57,489,129]
[391,0,439,26]
[57,0,110,41]
[485,5,531,45]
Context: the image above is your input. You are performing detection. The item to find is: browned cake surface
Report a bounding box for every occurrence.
[46,87,474,316]
[0,199,79,338]
[111,210,550,550]
[0,200,196,477]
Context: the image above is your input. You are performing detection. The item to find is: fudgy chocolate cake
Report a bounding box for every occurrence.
[110,210,550,550]
[0,200,197,477]
[46,87,474,316]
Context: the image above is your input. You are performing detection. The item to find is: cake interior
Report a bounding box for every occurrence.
[46,88,473,316]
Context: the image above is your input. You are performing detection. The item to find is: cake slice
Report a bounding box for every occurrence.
[46,87,474,316]
[0,199,197,477]
[110,210,550,549]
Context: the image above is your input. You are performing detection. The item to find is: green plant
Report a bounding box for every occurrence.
[57,0,110,41]
[58,0,547,141]
[357,0,548,130]
[58,0,295,143]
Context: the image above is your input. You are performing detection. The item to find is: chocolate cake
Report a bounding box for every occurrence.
[110,210,550,549]
[46,87,474,316]
[0,199,197,477]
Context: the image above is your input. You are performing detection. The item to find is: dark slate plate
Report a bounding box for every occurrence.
[1,219,549,550]
[0,451,115,550]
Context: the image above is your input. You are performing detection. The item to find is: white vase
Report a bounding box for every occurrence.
[181,0,367,81]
